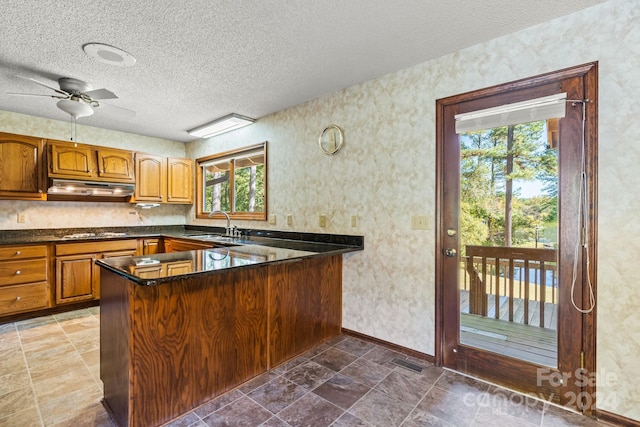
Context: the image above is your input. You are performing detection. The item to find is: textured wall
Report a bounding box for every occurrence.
[0,110,188,229]
[188,0,639,420]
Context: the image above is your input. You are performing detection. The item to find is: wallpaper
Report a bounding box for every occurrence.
[188,0,639,419]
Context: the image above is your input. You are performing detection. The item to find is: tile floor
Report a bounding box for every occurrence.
[0,308,612,427]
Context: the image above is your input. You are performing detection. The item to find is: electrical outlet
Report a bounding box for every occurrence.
[319,214,327,227]
[269,214,277,225]
[286,214,293,226]
[17,213,26,223]
[411,215,430,230]
[351,215,358,227]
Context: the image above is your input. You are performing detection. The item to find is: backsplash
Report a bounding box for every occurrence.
[0,199,188,230]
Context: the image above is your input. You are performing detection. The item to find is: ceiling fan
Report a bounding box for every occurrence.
[8,76,135,119]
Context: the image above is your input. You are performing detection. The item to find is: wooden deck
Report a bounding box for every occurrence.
[460,290,558,330]
[460,290,557,367]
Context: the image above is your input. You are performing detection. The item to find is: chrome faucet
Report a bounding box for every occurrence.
[208,210,231,235]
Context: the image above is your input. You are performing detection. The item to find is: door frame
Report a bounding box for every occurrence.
[434,62,598,414]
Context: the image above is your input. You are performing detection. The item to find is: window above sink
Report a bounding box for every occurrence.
[195,142,267,221]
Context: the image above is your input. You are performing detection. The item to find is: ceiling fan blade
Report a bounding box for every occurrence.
[95,102,136,118]
[7,92,68,99]
[17,76,69,96]
[84,88,118,100]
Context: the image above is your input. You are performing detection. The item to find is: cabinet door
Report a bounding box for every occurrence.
[167,157,193,204]
[163,238,213,253]
[49,141,96,178]
[134,154,166,201]
[56,254,98,304]
[0,132,46,199]
[140,238,162,255]
[166,260,193,276]
[96,148,134,182]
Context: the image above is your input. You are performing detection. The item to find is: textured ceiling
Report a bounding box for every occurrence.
[0,0,608,142]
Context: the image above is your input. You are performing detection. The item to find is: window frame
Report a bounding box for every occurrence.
[195,142,267,221]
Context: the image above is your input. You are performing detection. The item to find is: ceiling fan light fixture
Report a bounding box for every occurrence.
[187,114,255,138]
[83,43,136,67]
[57,99,94,118]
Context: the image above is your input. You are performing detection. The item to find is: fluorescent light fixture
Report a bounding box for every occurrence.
[188,113,255,138]
[454,93,567,134]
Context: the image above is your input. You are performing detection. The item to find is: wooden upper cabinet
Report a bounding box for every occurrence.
[134,154,193,204]
[49,141,95,178]
[48,140,134,183]
[96,148,134,181]
[134,153,166,202]
[167,157,193,204]
[0,132,46,200]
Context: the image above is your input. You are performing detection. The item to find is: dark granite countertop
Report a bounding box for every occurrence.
[0,225,364,249]
[1,225,363,286]
[96,243,333,286]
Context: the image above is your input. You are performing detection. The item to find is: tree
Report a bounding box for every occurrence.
[460,119,553,248]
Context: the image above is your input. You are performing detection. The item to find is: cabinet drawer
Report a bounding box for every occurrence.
[56,239,138,256]
[0,259,47,285]
[0,245,48,261]
[0,282,49,315]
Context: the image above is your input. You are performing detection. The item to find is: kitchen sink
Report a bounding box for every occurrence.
[188,234,240,245]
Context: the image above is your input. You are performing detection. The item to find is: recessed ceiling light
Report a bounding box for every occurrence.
[83,43,136,67]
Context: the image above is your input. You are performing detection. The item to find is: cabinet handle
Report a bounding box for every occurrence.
[16,296,21,301]
[15,270,21,275]
[16,251,21,255]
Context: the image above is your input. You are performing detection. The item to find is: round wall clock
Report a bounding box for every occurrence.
[318,125,344,155]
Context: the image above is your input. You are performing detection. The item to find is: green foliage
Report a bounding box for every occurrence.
[460,120,558,249]
[205,165,264,213]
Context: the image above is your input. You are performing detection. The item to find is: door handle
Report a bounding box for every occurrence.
[444,248,457,257]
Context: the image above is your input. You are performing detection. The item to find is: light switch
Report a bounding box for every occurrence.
[17,213,26,223]
[411,215,430,230]
[286,214,293,226]
[269,214,277,225]
[351,215,358,227]
[319,214,327,227]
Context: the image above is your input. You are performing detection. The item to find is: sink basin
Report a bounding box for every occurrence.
[188,234,239,245]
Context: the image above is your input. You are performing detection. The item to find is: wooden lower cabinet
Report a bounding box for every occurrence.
[0,244,50,316]
[100,254,342,427]
[55,240,137,304]
[163,237,213,252]
[56,254,98,304]
[137,238,162,255]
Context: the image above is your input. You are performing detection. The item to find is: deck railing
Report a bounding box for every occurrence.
[462,245,557,328]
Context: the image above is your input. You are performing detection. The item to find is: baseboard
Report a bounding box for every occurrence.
[341,328,435,364]
[596,409,640,427]
[0,300,99,325]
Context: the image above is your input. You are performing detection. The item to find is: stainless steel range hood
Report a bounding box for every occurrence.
[47,179,135,197]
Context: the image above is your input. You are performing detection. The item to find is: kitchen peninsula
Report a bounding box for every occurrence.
[97,235,362,427]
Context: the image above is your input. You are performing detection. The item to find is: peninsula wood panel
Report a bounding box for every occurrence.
[100,273,131,427]
[268,255,342,367]
[101,254,343,427]
[102,267,268,427]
